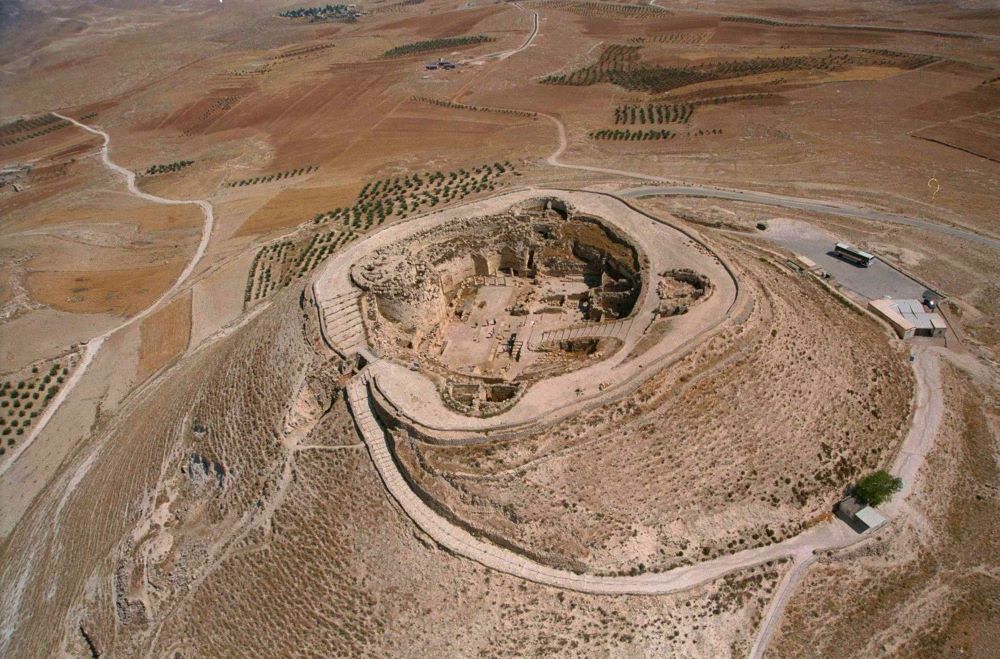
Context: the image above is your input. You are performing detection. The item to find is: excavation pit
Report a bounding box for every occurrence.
[314,189,737,429]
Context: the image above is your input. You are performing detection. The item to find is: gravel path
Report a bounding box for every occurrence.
[748,348,943,657]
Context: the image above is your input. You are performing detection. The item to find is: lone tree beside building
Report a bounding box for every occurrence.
[853,470,903,506]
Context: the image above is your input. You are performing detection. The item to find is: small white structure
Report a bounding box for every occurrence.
[837,496,889,533]
[795,255,817,270]
[794,254,826,276]
[854,505,888,531]
[868,298,947,339]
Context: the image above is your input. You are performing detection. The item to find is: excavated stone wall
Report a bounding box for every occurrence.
[352,206,643,340]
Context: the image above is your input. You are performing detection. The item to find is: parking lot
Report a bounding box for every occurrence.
[758,219,933,301]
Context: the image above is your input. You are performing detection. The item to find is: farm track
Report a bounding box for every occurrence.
[463,2,538,63]
[0,114,215,479]
[498,3,539,60]
[646,1,1000,41]
[449,3,539,104]
[0,15,972,650]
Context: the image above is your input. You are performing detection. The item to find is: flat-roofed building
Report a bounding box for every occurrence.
[836,495,889,533]
[868,298,947,339]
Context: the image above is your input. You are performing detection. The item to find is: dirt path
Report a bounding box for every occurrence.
[465,2,538,63]
[747,549,817,659]
[748,348,943,657]
[497,3,539,60]
[450,3,539,103]
[0,115,216,478]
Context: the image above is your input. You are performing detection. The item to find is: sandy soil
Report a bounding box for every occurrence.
[767,360,999,657]
[136,291,191,382]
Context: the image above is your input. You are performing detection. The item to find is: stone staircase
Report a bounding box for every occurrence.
[532,317,633,349]
[511,338,524,361]
[316,290,366,357]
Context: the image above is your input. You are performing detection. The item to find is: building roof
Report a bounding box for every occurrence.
[869,298,946,332]
[838,496,865,518]
[855,505,888,529]
[838,496,889,531]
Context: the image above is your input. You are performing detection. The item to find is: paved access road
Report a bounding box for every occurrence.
[620,186,1000,251]
[539,112,998,251]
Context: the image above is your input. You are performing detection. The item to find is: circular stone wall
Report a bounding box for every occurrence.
[313,189,736,427]
[348,199,651,415]
[351,252,446,332]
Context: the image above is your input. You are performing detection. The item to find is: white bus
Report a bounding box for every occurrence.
[834,242,874,267]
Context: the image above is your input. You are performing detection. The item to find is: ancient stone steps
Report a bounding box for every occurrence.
[317,291,366,356]
[533,317,633,348]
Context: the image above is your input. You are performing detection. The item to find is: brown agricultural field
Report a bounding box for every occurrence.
[136,291,191,381]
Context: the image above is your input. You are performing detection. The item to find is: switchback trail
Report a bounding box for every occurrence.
[0,114,216,478]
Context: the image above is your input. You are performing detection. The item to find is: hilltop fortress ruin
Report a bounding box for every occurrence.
[314,190,733,423]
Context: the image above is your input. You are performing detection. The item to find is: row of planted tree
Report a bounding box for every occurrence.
[245,162,517,303]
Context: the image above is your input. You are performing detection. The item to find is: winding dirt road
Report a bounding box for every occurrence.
[9,57,955,651]
[331,106,955,647]
[647,0,999,41]
[536,107,959,648]
[498,3,539,60]
[748,347,944,657]
[470,2,538,62]
[0,115,215,478]
[0,9,969,656]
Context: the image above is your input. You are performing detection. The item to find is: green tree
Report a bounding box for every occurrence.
[854,470,902,506]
